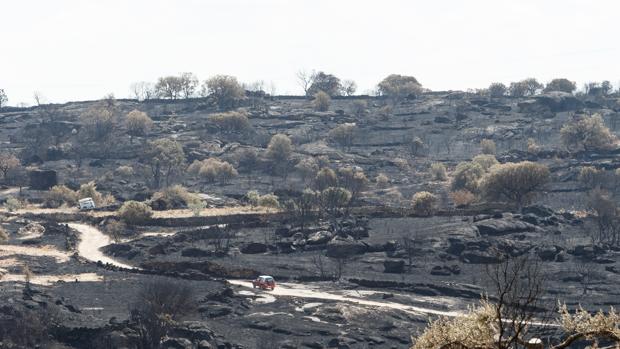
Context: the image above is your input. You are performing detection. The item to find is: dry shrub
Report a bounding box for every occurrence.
[451,190,476,207]
[208,110,251,133]
[560,114,617,152]
[314,168,338,191]
[451,161,485,193]
[118,201,153,225]
[375,173,389,188]
[430,163,447,181]
[44,185,79,208]
[472,154,498,171]
[313,91,331,111]
[191,158,238,184]
[115,165,134,177]
[79,181,115,206]
[328,123,357,148]
[527,138,540,153]
[151,185,199,210]
[0,227,8,242]
[480,139,496,155]
[246,191,280,208]
[4,196,22,212]
[480,161,550,208]
[412,191,438,216]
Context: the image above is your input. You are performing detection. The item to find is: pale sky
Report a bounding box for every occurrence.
[2,0,619,105]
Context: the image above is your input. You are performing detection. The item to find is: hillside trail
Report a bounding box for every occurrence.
[69,223,461,317]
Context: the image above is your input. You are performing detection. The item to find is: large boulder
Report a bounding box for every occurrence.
[383,259,405,273]
[522,205,554,218]
[475,218,536,236]
[532,92,584,112]
[240,242,268,254]
[307,230,333,245]
[326,236,367,258]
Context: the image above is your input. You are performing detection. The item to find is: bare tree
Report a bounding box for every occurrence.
[484,254,547,349]
[296,69,315,95]
[130,278,194,349]
[0,152,20,180]
[130,82,156,101]
[0,89,7,108]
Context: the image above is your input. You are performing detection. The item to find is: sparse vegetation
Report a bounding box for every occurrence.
[125,109,153,143]
[480,161,550,208]
[246,191,280,208]
[480,139,496,155]
[4,196,22,212]
[118,200,153,225]
[451,161,485,193]
[377,74,422,102]
[430,163,447,181]
[208,110,251,133]
[151,185,200,210]
[488,82,507,97]
[312,91,331,111]
[544,78,577,93]
[411,191,437,216]
[450,189,477,207]
[44,185,79,208]
[202,75,245,109]
[190,158,238,184]
[328,123,356,148]
[560,114,617,152]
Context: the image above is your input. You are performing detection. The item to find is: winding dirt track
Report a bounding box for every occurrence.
[70,223,461,317]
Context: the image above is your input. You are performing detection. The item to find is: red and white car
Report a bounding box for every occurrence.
[252,275,276,290]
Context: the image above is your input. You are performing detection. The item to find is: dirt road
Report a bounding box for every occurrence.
[70,223,462,317]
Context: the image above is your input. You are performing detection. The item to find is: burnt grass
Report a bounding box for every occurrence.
[0,92,619,348]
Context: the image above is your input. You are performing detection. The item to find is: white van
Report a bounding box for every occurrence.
[78,198,96,210]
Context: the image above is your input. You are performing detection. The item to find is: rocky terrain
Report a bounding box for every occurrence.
[0,89,619,348]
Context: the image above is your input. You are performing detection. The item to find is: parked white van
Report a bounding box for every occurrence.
[78,198,96,210]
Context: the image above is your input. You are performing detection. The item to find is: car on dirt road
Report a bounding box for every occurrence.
[252,275,276,290]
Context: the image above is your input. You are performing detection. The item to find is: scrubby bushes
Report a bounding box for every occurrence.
[115,165,134,178]
[151,185,200,210]
[4,196,22,212]
[313,91,331,111]
[208,110,251,133]
[472,154,499,171]
[480,139,496,155]
[0,227,8,242]
[44,185,79,208]
[315,168,338,191]
[430,163,447,181]
[246,191,280,208]
[189,158,238,184]
[450,190,477,207]
[412,191,437,216]
[328,123,356,148]
[295,158,319,184]
[266,134,293,165]
[451,162,485,193]
[118,201,153,225]
[350,100,367,117]
[375,173,390,188]
[79,181,115,206]
[560,114,617,152]
[125,109,153,142]
[479,161,550,208]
